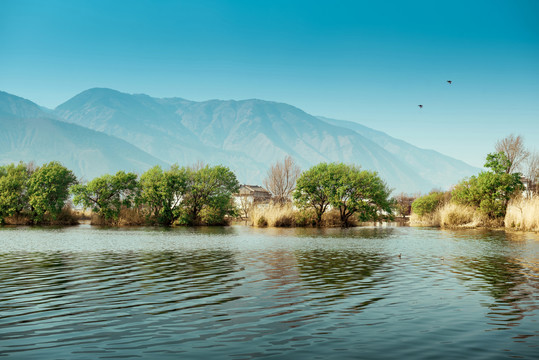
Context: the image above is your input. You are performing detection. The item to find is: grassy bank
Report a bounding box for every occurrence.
[411,200,534,230]
[505,197,539,232]
[249,204,366,228]
[3,207,80,226]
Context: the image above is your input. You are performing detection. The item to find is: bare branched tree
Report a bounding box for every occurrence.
[495,134,529,174]
[263,156,301,205]
[238,193,253,220]
[525,151,539,196]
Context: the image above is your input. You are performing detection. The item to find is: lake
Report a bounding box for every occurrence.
[0,225,537,359]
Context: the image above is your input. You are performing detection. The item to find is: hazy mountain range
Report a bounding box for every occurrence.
[0,88,480,193]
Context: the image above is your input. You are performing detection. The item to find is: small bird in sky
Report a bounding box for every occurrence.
[447,80,452,84]
[418,105,423,109]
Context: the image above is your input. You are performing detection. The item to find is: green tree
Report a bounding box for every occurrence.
[293,163,334,226]
[181,165,239,225]
[485,152,511,175]
[452,172,522,218]
[411,192,445,217]
[27,161,77,223]
[329,164,393,226]
[71,171,139,222]
[294,162,393,226]
[452,153,523,218]
[138,165,188,225]
[0,162,30,224]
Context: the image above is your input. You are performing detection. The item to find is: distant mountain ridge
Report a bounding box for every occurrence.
[0,91,166,179]
[1,88,480,193]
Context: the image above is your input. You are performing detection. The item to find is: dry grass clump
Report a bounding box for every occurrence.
[117,208,146,226]
[4,207,80,226]
[250,204,363,228]
[409,211,441,227]
[90,207,146,226]
[3,213,33,225]
[410,202,505,229]
[50,206,80,225]
[439,203,483,228]
[505,197,539,232]
[251,203,299,227]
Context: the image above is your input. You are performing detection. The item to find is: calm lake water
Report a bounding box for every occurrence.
[0,225,537,359]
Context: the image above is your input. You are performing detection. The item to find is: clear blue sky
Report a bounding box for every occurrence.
[1,0,538,167]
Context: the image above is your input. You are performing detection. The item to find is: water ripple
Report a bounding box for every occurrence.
[0,226,538,359]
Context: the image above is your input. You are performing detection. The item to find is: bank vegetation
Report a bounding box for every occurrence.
[409,135,539,232]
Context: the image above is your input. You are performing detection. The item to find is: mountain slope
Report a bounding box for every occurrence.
[2,88,479,193]
[317,116,480,190]
[0,92,166,180]
[54,88,462,192]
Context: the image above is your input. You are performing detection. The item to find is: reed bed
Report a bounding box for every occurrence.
[410,202,501,228]
[251,203,299,227]
[505,197,539,232]
[409,211,441,227]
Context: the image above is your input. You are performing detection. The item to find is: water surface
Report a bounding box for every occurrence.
[0,225,538,359]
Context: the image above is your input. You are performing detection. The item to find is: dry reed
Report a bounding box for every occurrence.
[505,196,539,232]
[251,203,298,227]
[409,211,441,227]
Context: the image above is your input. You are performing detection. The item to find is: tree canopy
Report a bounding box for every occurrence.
[71,170,139,222]
[27,161,77,222]
[451,153,523,218]
[294,163,393,226]
[0,162,30,224]
[138,165,188,225]
[181,165,240,225]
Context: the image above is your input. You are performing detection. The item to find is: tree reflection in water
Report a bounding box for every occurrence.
[294,250,389,313]
[451,254,537,330]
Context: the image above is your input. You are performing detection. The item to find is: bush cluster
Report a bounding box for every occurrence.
[410,151,524,227]
[0,162,239,226]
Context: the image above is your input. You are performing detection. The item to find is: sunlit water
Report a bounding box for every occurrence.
[0,225,537,359]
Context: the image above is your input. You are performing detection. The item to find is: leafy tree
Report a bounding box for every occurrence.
[411,192,445,217]
[451,171,522,218]
[329,164,393,226]
[393,193,416,218]
[138,165,188,225]
[294,163,393,226]
[452,153,523,218]
[293,163,334,226]
[485,152,511,175]
[181,165,239,225]
[71,171,139,222]
[0,162,30,224]
[27,161,77,223]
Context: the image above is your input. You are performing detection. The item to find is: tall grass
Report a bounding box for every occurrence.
[251,203,299,227]
[505,197,539,232]
[410,202,501,228]
[409,211,441,227]
[3,206,79,225]
[89,207,146,226]
[249,204,362,228]
[438,202,497,228]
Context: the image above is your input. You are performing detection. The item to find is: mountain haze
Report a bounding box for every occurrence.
[53,88,479,192]
[318,117,479,190]
[0,91,166,179]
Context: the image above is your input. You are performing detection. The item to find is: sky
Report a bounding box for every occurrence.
[1,0,538,168]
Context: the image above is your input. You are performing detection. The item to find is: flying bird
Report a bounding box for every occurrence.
[447,80,452,84]
[418,105,423,109]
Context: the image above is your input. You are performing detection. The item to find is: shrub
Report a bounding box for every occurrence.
[411,192,445,217]
[451,171,522,218]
